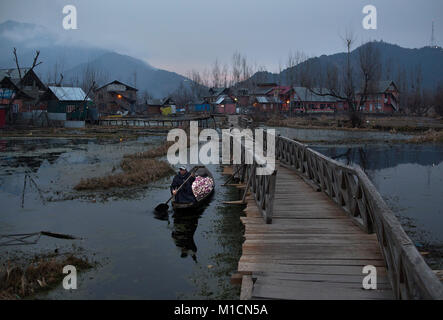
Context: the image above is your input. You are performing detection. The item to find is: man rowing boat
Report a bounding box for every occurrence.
[171,166,196,204]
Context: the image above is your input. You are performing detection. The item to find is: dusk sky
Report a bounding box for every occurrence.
[1,0,442,75]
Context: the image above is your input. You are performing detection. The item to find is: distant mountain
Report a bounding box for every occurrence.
[0,20,110,80]
[0,20,191,98]
[246,42,443,91]
[63,52,190,98]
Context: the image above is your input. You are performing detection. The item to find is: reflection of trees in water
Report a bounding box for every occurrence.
[330,146,374,180]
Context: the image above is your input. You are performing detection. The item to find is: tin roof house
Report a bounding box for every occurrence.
[43,86,92,122]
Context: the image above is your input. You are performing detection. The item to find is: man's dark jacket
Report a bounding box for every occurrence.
[171,171,196,203]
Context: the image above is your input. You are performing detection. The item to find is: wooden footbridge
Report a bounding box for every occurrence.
[225,117,443,300]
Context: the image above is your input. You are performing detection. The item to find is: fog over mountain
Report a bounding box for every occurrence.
[0,20,190,98]
[1,20,442,99]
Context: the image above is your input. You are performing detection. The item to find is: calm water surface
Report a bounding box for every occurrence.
[0,137,244,299]
[311,143,443,269]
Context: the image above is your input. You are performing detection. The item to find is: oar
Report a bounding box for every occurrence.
[155,166,199,212]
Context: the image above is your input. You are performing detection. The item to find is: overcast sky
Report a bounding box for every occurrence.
[1,0,442,75]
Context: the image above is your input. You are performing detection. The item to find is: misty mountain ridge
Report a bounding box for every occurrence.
[1,20,442,99]
[62,52,193,99]
[247,41,443,92]
[0,20,189,98]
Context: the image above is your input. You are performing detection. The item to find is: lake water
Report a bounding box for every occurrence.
[309,142,443,269]
[261,126,443,269]
[270,126,414,142]
[0,137,244,299]
[1,127,442,298]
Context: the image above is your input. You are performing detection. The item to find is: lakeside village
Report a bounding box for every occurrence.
[0,65,406,129]
[1,56,443,301]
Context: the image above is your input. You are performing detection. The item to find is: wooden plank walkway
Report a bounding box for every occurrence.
[238,165,394,300]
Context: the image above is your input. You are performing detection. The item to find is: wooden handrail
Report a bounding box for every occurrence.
[273,132,443,300]
[227,130,277,224]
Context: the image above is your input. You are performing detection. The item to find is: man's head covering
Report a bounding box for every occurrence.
[179,165,187,171]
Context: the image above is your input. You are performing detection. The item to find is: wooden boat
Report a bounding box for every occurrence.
[172,166,215,211]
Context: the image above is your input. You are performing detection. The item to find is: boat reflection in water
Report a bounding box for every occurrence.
[171,211,203,262]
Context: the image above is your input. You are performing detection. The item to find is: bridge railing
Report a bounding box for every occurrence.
[226,130,277,224]
[274,133,443,300]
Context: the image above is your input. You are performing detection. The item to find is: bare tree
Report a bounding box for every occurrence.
[186,69,207,99]
[241,54,251,83]
[223,63,230,88]
[286,50,308,87]
[80,62,109,95]
[171,81,193,106]
[211,58,221,88]
[434,84,443,116]
[6,48,43,123]
[300,35,382,127]
[140,89,152,104]
[231,51,242,86]
[407,64,433,115]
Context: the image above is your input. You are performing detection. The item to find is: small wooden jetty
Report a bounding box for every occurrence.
[226,118,443,300]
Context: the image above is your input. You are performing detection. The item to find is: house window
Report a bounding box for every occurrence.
[66,105,76,113]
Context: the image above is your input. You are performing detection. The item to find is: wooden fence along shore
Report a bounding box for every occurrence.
[99,115,217,129]
[225,117,443,300]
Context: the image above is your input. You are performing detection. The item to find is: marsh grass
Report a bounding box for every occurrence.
[408,129,443,143]
[74,141,175,190]
[0,254,93,300]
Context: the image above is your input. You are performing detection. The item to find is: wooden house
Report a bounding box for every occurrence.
[292,87,338,113]
[357,80,400,113]
[252,96,281,113]
[94,80,138,115]
[146,99,163,115]
[215,95,236,114]
[268,86,293,112]
[43,86,92,121]
[0,68,47,113]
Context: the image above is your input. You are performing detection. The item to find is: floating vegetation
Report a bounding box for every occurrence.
[123,141,174,159]
[0,253,93,300]
[408,129,443,143]
[75,158,174,190]
[74,140,175,190]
